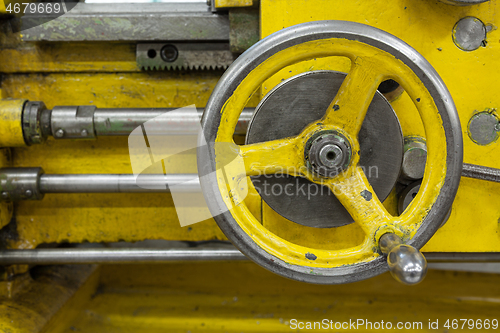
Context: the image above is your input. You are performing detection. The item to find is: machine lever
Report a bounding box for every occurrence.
[379,233,427,285]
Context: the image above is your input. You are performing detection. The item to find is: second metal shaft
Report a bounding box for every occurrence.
[39,174,200,193]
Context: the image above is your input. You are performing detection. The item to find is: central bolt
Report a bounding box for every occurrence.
[306,131,352,177]
[319,144,343,168]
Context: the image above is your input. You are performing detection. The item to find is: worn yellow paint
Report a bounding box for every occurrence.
[262,201,365,250]
[21,263,500,333]
[322,58,384,136]
[41,267,100,333]
[0,43,139,73]
[1,74,219,248]
[1,4,500,330]
[262,57,352,94]
[0,0,498,266]
[0,98,27,147]
[0,148,13,229]
[0,71,263,249]
[0,270,30,298]
[0,262,499,332]
[214,35,447,268]
[262,187,400,250]
[215,0,253,8]
[0,265,98,333]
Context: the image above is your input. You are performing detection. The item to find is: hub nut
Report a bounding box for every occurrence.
[306,131,352,177]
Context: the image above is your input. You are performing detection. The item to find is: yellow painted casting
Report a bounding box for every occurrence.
[215,0,253,8]
[2,263,500,333]
[0,98,27,147]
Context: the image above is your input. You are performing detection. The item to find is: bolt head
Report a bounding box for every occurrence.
[25,190,32,197]
[318,144,344,168]
[468,112,499,145]
[81,129,88,137]
[55,129,65,138]
[453,17,487,51]
[1,192,9,199]
[160,45,179,63]
[402,147,427,180]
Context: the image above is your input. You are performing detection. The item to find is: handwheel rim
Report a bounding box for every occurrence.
[198,21,463,284]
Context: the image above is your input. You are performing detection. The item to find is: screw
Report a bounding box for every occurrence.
[1,192,8,200]
[495,123,500,132]
[25,190,32,197]
[55,129,64,138]
[81,129,88,137]
[160,45,179,63]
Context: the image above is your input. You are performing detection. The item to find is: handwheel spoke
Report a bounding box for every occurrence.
[325,167,392,234]
[239,137,303,177]
[322,58,384,137]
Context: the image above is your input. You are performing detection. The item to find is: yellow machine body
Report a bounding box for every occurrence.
[259,0,500,253]
[0,0,500,332]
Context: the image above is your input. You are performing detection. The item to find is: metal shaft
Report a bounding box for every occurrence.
[93,108,253,136]
[462,163,500,183]
[39,174,200,193]
[23,102,254,144]
[1,247,499,265]
[0,248,247,265]
[94,108,174,136]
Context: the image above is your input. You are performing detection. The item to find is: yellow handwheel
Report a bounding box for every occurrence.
[198,21,463,284]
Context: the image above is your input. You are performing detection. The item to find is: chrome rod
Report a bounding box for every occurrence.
[94,108,253,136]
[39,174,199,193]
[24,103,254,144]
[34,163,500,194]
[1,248,500,265]
[0,248,247,265]
[424,252,500,262]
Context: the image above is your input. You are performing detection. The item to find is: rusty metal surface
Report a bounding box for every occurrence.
[21,3,229,42]
[0,264,98,332]
[136,43,235,70]
[229,7,259,53]
[42,263,500,332]
[462,163,500,183]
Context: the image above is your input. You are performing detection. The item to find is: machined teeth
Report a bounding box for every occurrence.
[137,43,235,71]
[140,64,230,71]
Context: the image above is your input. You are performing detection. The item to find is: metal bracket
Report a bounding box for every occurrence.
[51,106,97,139]
[0,167,44,202]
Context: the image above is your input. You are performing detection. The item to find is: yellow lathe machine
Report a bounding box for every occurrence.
[0,0,500,331]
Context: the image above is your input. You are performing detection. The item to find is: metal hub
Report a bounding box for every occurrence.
[246,70,403,228]
[306,131,351,177]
